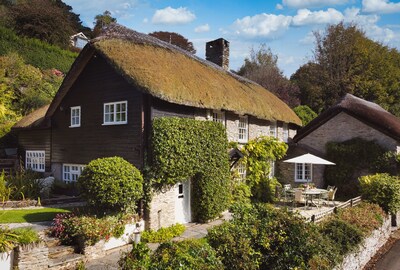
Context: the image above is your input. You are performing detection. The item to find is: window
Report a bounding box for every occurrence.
[70,106,81,127]
[295,163,312,182]
[269,161,275,178]
[103,101,127,125]
[26,151,45,172]
[212,110,225,125]
[238,116,248,143]
[283,123,289,143]
[236,162,246,181]
[269,121,277,138]
[63,164,85,182]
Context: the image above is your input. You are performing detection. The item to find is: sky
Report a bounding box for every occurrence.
[63,0,400,77]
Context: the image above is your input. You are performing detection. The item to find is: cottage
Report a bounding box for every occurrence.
[70,32,89,49]
[13,24,301,229]
[279,93,400,188]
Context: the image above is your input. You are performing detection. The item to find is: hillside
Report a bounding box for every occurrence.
[0,26,77,73]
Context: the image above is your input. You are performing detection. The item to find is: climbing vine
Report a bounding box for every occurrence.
[324,138,398,198]
[150,117,230,222]
[242,136,288,202]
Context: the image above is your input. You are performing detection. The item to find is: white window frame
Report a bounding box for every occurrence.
[103,101,128,125]
[25,151,45,172]
[295,163,312,182]
[70,106,81,128]
[63,164,85,182]
[238,115,248,143]
[212,110,225,126]
[269,121,277,138]
[269,161,275,179]
[236,162,246,182]
[283,123,289,143]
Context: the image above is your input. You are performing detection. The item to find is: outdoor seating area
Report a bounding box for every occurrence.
[277,183,339,212]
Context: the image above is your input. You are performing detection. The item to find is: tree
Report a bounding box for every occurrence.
[7,0,87,48]
[237,45,299,107]
[292,22,400,115]
[293,105,317,126]
[149,31,196,54]
[93,10,116,37]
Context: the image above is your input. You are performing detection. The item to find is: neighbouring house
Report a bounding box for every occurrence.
[70,32,89,49]
[278,93,400,188]
[12,24,301,229]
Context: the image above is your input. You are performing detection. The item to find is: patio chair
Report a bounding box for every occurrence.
[328,187,337,206]
[282,184,292,204]
[321,187,337,206]
[293,189,307,208]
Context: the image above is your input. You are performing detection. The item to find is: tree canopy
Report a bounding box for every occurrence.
[237,45,299,107]
[93,10,116,37]
[2,0,90,48]
[149,31,196,54]
[291,22,400,116]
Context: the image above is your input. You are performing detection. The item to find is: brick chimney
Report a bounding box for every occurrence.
[205,38,229,71]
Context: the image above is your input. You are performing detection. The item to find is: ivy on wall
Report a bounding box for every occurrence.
[150,117,230,222]
[324,138,397,199]
[242,136,288,202]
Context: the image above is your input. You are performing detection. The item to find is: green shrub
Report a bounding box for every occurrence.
[208,203,339,270]
[150,117,230,222]
[141,223,185,243]
[337,202,385,234]
[0,227,39,252]
[51,179,79,196]
[12,227,40,244]
[319,219,363,256]
[151,239,223,270]
[359,173,400,214]
[78,157,143,211]
[119,242,151,270]
[0,171,13,202]
[6,168,44,200]
[50,212,137,249]
[0,227,19,252]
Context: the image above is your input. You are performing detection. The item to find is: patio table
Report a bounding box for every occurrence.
[288,188,328,208]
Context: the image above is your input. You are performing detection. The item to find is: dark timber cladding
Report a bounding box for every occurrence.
[51,54,143,168]
[18,129,51,172]
[151,98,195,119]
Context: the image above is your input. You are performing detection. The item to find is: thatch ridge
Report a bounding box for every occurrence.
[294,94,400,142]
[91,24,301,125]
[13,105,50,129]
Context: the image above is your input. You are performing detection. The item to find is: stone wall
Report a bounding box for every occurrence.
[298,112,399,154]
[334,216,392,270]
[14,242,49,270]
[147,186,176,230]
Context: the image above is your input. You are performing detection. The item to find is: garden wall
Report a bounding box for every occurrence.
[334,215,392,270]
[84,221,144,260]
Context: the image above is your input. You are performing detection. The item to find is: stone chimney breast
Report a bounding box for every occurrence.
[205,38,229,71]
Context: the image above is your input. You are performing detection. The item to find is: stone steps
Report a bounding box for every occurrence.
[48,245,76,259]
[48,253,84,269]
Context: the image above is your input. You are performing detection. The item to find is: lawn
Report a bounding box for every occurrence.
[0,207,72,223]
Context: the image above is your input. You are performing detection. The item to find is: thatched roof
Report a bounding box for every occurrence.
[46,23,301,125]
[294,94,400,142]
[12,105,50,130]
